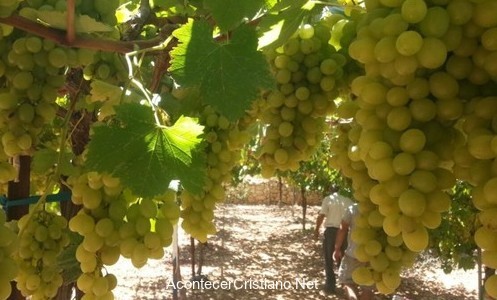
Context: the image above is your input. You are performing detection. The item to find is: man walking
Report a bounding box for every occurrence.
[314,184,353,294]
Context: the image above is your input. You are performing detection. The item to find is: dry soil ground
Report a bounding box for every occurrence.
[108,204,479,300]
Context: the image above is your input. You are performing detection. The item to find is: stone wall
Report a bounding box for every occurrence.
[225,176,324,206]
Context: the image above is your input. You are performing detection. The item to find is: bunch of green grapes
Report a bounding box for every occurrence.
[346,3,497,298]
[344,0,472,244]
[68,171,126,299]
[328,119,421,295]
[181,106,250,242]
[348,203,418,294]
[451,96,497,299]
[14,209,69,299]
[0,210,18,300]
[68,171,179,298]
[14,0,124,121]
[0,32,69,158]
[328,0,489,293]
[82,51,127,83]
[347,67,453,291]
[338,0,497,295]
[257,22,353,177]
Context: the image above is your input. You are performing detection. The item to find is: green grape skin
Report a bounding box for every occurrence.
[95,218,114,238]
[0,92,17,110]
[25,36,43,53]
[17,103,35,123]
[298,24,315,40]
[48,48,67,68]
[12,71,34,90]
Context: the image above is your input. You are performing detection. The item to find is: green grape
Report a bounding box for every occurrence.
[473,0,497,28]
[143,232,162,250]
[25,36,42,53]
[446,0,473,25]
[12,71,34,90]
[17,103,35,123]
[320,76,336,91]
[108,199,127,221]
[82,231,105,253]
[374,36,398,63]
[131,243,149,268]
[283,38,300,56]
[274,55,290,69]
[416,38,447,69]
[155,218,173,241]
[12,38,27,54]
[428,72,459,100]
[0,92,18,110]
[82,188,103,209]
[395,31,423,56]
[135,216,151,236]
[278,122,294,137]
[92,276,109,297]
[48,48,67,68]
[401,0,427,23]
[298,24,315,39]
[77,48,97,65]
[295,86,310,100]
[320,58,338,75]
[69,212,95,234]
[96,63,111,79]
[95,218,114,238]
[139,198,158,219]
[15,53,35,71]
[418,7,450,38]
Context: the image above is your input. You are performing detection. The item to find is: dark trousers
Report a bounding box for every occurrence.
[323,227,339,289]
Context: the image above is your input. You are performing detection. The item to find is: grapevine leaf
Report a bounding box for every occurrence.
[169,20,274,120]
[90,80,124,103]
[204,0,265,32]
[31,148,76,176]
[86,103,205,198]
[58,232,83,284]
[22,8,113,32]
[258,0,314,50]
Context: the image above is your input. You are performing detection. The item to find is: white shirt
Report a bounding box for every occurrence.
[319,192,353,228]
[343,203,359,258]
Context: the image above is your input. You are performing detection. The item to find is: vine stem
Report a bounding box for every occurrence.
[124,35,174,126]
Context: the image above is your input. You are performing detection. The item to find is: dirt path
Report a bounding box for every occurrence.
[109,204,479,299]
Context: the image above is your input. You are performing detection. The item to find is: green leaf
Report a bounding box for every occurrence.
[204,0,265,32]
[22,8,113,33]
[90,80,124,103]
[258,0,314,50]
[58,232,83,284]
[31,148,76,176]
[169,20,274,120]
[86,103,206,198]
